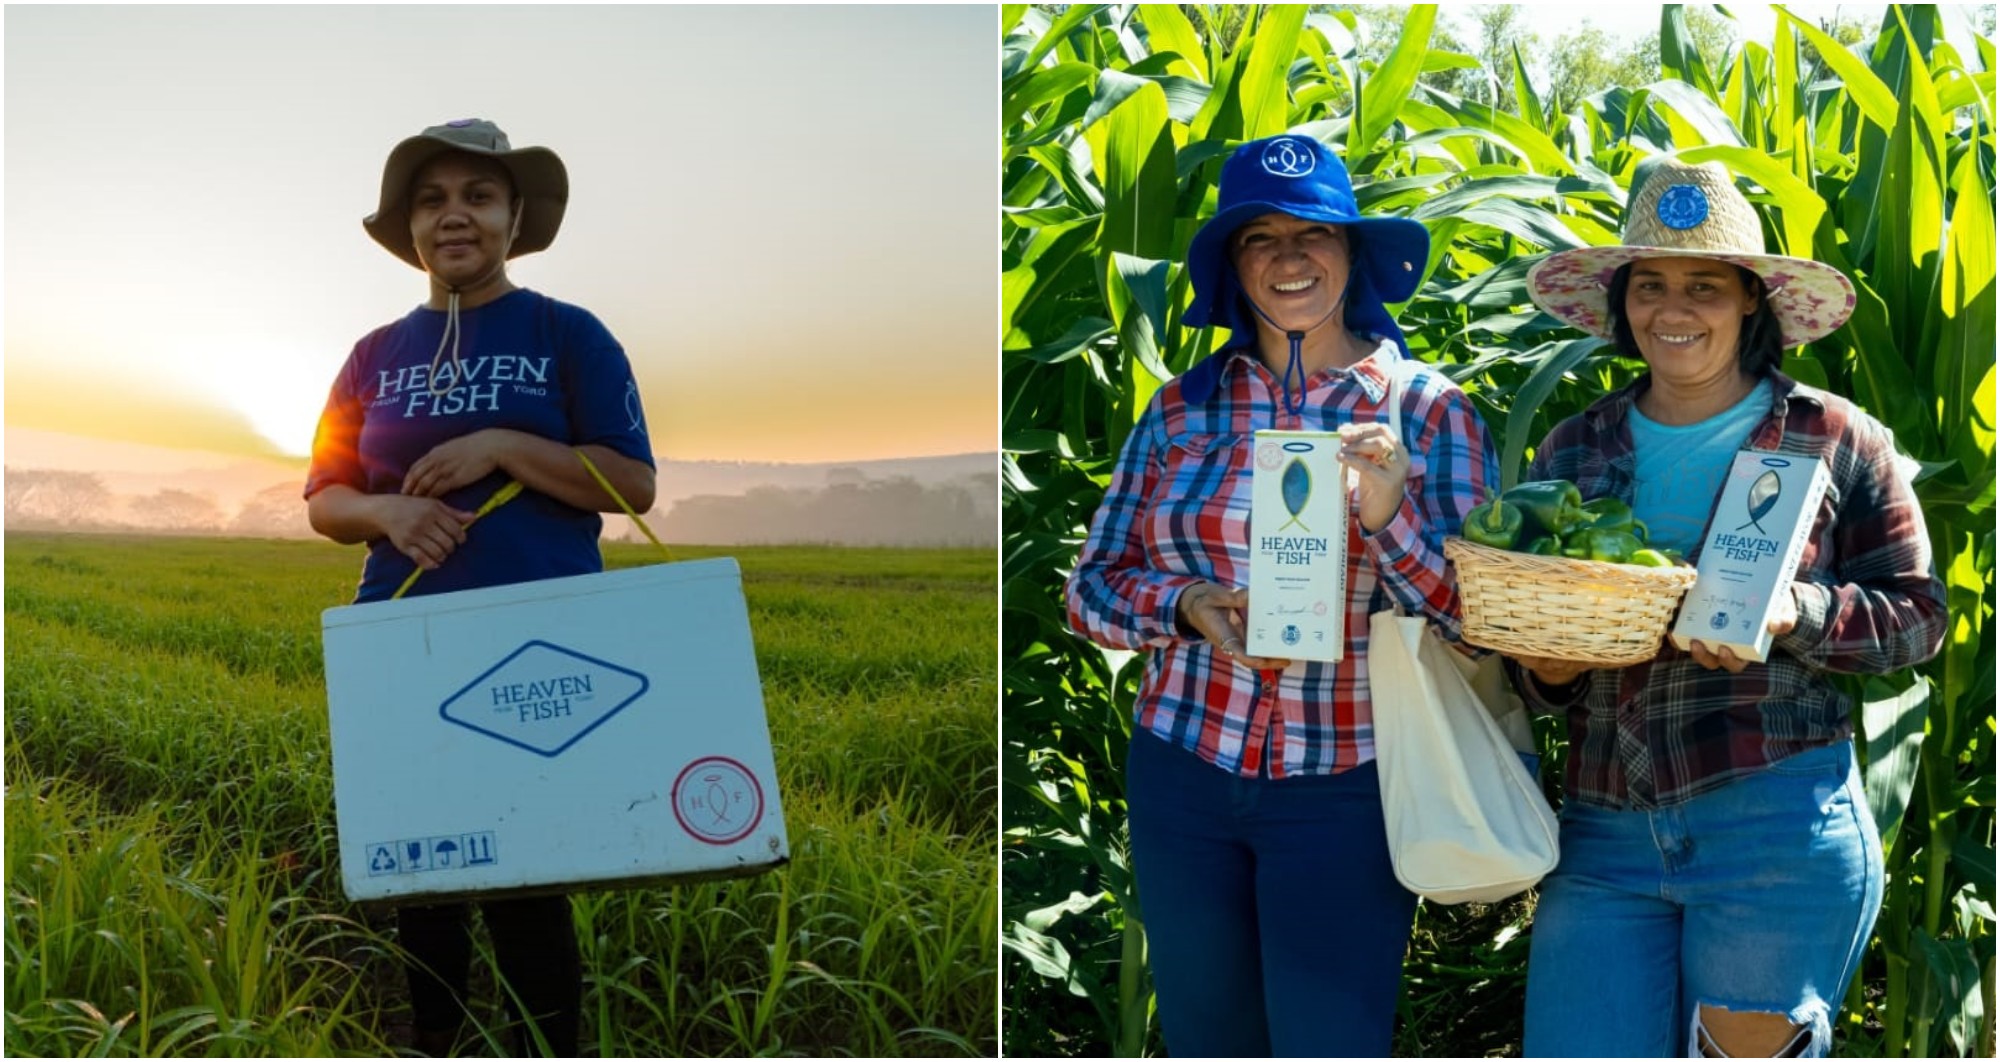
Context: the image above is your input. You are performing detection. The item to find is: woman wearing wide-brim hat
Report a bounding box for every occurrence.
[1063,133,1500,1056]
[305,118,658,1056]
[1511,158,1946,1057]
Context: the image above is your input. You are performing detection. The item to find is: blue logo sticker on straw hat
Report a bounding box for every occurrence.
[1260,137,1317,178]
[1655,184,1709,230]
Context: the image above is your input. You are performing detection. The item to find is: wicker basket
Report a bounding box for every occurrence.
[1444,536,1699,667]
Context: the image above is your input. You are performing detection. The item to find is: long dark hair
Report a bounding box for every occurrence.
[1604,262,1786,375]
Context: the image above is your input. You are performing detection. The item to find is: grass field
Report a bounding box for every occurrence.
[4,533,997,1057]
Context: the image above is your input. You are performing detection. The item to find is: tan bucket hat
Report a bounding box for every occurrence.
[1527,159,1855,348]
[363,119,568,271]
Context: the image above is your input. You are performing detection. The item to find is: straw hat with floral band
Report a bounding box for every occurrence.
[363,119,569,399]
[1179,134,1430,410]
[362,117,569,272]
[1526,158,1856,350]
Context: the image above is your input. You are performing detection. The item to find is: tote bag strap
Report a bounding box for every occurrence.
[390,449,673,600]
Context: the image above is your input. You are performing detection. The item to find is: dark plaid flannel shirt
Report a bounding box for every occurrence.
[1517,371,1947,810]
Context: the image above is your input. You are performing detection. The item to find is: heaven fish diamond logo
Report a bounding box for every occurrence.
[439,640,649,757]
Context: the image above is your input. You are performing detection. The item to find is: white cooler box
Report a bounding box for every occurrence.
[322,557,789,903]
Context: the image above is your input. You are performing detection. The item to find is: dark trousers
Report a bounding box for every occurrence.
[398,894,582,1056]
[1125,728,1417,1057]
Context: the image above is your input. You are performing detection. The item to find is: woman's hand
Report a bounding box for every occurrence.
[1509,654,1592,688]
[1336,422,1410,533]
[403,429,513,498]
[1689,584,1800,673]
[1177,582,1293,670]
[375,495,477,570]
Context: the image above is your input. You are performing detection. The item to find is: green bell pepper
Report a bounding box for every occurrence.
[1524,535,1563,556]
[1462,491,1524,550]
[1503,479,1587,537]
[1576,497,1634,533]
[1630,548,1675,567]
[1566,528,1643,564]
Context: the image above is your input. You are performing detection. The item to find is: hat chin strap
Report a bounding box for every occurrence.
[1243,292,1344,417]
[429,288,466,398]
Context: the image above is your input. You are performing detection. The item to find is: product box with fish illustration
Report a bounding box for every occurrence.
[1669,450,1831,662]
[1248,431,1348,662]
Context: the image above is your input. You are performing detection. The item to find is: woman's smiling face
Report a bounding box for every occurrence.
[407,152,520,291]
[1623,256,1759,386]
[1229,212,1351,333]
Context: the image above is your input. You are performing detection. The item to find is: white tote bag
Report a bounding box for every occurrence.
[1369,610,1558,903]
[1366,363,1559,904]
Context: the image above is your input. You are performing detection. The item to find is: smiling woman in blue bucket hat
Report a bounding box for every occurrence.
[305,119,658,1057]
[1065,134,1500,1056]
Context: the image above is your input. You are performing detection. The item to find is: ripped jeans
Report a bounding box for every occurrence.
[1524,740,1882,1057]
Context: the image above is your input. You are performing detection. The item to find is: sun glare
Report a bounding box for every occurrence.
[203,344,341,459]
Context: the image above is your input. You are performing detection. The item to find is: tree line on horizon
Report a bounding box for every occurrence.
[4,467,999,548]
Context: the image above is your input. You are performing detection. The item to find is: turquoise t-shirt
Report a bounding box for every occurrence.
[1628,379,1774,556]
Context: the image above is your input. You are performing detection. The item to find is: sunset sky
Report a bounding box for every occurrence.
[5,5,994,466]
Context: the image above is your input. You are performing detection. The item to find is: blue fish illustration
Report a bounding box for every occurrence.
[1736,469,1781,533]
[1278,458,1312,531]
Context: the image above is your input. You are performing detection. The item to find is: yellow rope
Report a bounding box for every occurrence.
[574,448,674,563]
[389,450,667,600]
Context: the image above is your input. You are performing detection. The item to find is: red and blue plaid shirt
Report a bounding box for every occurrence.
[1065,343,1499,778]
[1516,372,1947,809]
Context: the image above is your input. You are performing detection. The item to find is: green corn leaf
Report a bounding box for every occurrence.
[1447,200,1590,252]
[1015,5,1109,79]
[1934,69,1995,114]
[1022,890,1107,932]
[1776,7,1899,131]
[1004,62,1097,132]
[1002,922,1093,997]
[1000,4,1029,39]
[1659,5,1720,96]
[1193,5,1304,145]
[1109,253,1173,355]
[1772,14,1799,158]
[1420,89,1574,175]
[1861,674,1931,850]
[1003,218,1098,338]
[1952,831,1995,909]
[1008,317,1114,365]
[1085,78,1176,260]
[1135,3,1206,81]
[1870,13,1947,378]
[1500,338,1607,489]
[1352,5,1435,156]
[1642,78,1749,147]
[1911,928,1986,1057]
[1410,174,1566,221]
[1936,144,1997,480]
[1678,145,1825,259]
[1079,68,1152,131]
[1423,50,1481,73]
[1511,42,1548,135]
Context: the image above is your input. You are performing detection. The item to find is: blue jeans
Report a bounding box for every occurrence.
[1125,729,1417,1057]
[1524,740,1883,1057]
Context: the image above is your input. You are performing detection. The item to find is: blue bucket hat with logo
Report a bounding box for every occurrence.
[1181,135,1430,409]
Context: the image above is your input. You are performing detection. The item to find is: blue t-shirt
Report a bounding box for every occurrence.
[306,288,655,602]
[1628,378,1773,555]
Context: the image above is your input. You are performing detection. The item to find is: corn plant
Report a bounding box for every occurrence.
[1001,5,1994,1055]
